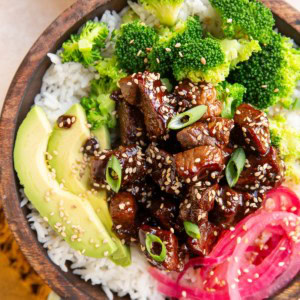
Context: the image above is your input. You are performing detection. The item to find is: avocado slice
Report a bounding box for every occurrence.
[47,104,131,266]
[14,106,117,258]
[92,126,111,150]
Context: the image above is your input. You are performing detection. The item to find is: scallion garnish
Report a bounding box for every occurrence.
[145,234,167,262]
[225,148,246,188]
[168,105,207,130]
[184,221,201,239]
[106,155,122,193]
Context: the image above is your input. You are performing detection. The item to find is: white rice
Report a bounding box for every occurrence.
[26,1,300,299]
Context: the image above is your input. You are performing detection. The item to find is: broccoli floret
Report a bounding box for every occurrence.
[209,0,275,43]
[148,16,203,76]
[230,33,300,109]
[81,80,117,130]
[139,0,184,26]
[60,34,81,63]
[269,115,300,184]
[80,57,126,130]
[95,57,127,93]
[115,21,158,73]
[60,21,109,66]
[217,81,246,118]
[172,38,260,84]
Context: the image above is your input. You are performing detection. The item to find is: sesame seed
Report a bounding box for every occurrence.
[175,43,181,48]
[182,291,187,297]
[278,262,285,267]
[119,203,125,210]
[200,57,206,65]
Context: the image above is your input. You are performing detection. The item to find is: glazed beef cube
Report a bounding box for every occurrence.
[177,122,216,150]
[187,222,220,256]
[110,192,138,243]
[179,184,218,225]
[139,73,175,140]
[90,145,146,189]
[119,72,175,140]
[125,180,157,205]
[177,118,234,150]
[118,100,147,147]
[119,74,142,105]
[210,188,266,228]
[209,186,244,228]
[175,146,225,184]
[139,225,182,271]
[146,144,183,195]
[175,80,222,119]
[241,191,265,218]
[234,103,271,155]
[235,146,285,192]
[149,196,178,230]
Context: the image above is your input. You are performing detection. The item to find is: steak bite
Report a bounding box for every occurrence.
[118,100,147,147]
[235,146,285,192]
[139,225,182,271]
[177,117,234,150]
[175,145,225,184]
[90,145,146,189]
[210,188,266,228]
[179,184,218,225]
[209,186,244,228]
[187,222,220,256]
[119,74,142,105]
[175,80,222,119]
[119,72,176,141]
[234,103,271,155]
[110,192,138,243]
[139,72,175,140]
[125,180,157,205]
[146,144,183,195]
[148,195,178,230]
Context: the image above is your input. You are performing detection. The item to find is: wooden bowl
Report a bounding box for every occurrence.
[0,0,299,299]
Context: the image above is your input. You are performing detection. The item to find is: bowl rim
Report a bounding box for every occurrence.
[0,0,300,299]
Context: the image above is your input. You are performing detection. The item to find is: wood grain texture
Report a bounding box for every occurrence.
[262,0,300,44]
[0,0,299,299]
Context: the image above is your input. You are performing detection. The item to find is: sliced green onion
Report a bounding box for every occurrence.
[184,221,201,239]
[225,148,246,188]
[106,155,122,192]
[145,234,167,262]
[161,78,173,92]
[168,105,207,130]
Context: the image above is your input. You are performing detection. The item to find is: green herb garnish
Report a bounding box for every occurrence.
[145,234,167,262]
[106,155,122,192]
[225,148,246,188]
[168,105,207,130]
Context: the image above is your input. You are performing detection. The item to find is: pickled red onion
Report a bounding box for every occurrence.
[149,186,300,300]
